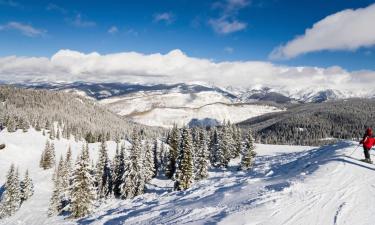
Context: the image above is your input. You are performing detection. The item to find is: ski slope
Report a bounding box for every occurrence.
[1,129,375,225]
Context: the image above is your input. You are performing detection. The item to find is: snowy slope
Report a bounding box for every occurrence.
[99,91,282,128]
[1,128,374,225]
[0,129,124,225]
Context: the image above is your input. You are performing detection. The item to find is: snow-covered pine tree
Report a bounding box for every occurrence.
[174,128,194,191]
[240,130,257,170]
[234,126,243,158]
[152,139,159,178]
[65,146,73,179]
[56,128,60,140]
[48,156,64,216]
[112,144,125,198]
[40,140,56,169]
[195,129,209,180]
[225,121,236,159]
[143,140,155,182]
[95,141,113,199]
[20,169,34,203]
[49,124,55,140]
[120,130,144,199]
[166,125,179,179]
[211,125,232,168]
[69,145,96,218]
[160,142,169,175]
[0,164,21,218]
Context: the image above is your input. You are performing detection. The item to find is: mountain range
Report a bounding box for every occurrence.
[11,81,375,128]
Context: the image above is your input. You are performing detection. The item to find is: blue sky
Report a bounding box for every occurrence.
[0,0,374,71]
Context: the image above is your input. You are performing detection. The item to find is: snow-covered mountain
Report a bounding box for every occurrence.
[15,82,375,128]
[1,128,374,225]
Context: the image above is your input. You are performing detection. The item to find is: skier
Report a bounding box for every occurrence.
[359,128,375,163]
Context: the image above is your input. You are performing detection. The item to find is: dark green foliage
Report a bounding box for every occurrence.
[240,99,375,145]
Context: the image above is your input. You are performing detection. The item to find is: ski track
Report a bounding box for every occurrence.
[1,129,375,224]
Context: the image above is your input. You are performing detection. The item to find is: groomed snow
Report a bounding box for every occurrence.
[1,129,374,225]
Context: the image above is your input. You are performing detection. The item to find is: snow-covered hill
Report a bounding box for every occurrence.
[99,91,282,128]
[1,128,374,225]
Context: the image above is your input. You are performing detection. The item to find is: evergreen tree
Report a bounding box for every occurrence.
[20,170,34,203]
[143,140,155,182]
[195,129,209,180]
[69,145,96,218]
[95,141,113,199]
[112,144,125,198]
[0,164,21,218]
[48,156,64,216]
[166,125,179,179]
[152,139,159,178]
[174,128,194,191]
[40,140,56,169]
[120,130,144,199]
[240,130,257,170]
[234,126,243,158]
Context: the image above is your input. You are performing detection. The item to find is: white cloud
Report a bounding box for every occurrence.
[153,12,175,24]
[0,49,374,93]
[270,3,375,59]
[209,0,249,34]
[108,26,119,34]
[0,22,46,37]
[224,47,234,53]
[70,14,96,28]
[209,18,246,34]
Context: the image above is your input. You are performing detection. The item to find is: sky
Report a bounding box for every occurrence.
[0,0,375,90]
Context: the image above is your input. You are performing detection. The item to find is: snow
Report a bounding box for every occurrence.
[99,91,233,115]
[99,91,282,128]
[131,103,281,128]
[1,129,374,224]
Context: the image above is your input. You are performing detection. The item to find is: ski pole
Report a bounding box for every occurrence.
[348,144,360,156]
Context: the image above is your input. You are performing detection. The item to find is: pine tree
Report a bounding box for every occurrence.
[174,128,194,191]
[195,129,209,180]
[234,126,243,158]
[120,130,144,199]
[95,141,113,199]
[40,140,56,169]
[0,164,21,218]
[69,145,96,218]
[112,144,125,198]
[48,157,64,216]
[49,124,55,140]
[240,130,257,170]
[143,140,155,182]
[166,125,179,179]
[212,128,227,168]
[20,170,34,203]
[152,139,159,177]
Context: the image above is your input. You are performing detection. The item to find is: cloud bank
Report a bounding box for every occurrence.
[270,3,375,59]
[1,49,374,93]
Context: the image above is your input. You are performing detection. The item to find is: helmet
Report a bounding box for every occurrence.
[366,128,373,136]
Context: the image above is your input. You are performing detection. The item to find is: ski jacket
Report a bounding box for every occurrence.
[360,135,375,150]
